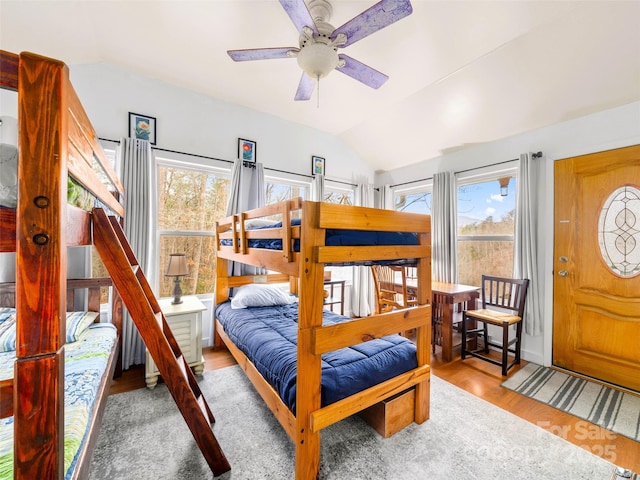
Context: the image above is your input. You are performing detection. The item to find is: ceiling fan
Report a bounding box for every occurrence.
[227,0,413,101]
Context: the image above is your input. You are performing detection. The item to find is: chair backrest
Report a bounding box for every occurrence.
[371,265,414,314]
[479,275,530,317]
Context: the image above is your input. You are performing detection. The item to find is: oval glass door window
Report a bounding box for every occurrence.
[598,185,640,277]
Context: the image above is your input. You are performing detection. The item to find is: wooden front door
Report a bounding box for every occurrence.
[553,145,640,392]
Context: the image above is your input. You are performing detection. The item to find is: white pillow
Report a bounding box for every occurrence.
[230,284,295,309]
[244,218,278,229]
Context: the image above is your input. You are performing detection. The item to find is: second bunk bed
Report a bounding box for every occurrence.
[215,198,432,479]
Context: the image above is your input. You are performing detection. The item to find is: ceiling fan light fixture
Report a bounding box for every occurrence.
[226,0,414,101]
[296,42,339,79]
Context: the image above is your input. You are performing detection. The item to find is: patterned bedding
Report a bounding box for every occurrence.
[0,321,117,479]
[215,301,418,414]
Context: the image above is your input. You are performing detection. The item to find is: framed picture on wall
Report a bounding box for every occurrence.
[238,138,257,163]
[312,155,325,176]
[128,112,156,145]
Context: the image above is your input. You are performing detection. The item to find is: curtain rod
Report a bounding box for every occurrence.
[98,137,357,187]
[388,151,542,189]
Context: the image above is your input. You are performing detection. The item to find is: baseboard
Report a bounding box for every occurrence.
[521,348,543,366]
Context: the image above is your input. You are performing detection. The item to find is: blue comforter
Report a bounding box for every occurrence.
[215,301,417,414]
[221,218,419,250]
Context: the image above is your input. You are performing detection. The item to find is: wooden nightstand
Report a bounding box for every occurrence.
[145,296,206,389]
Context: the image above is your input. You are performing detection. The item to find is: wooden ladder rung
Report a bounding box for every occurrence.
[154,311,164,329]
[92,207,230,476]
[176,355,188,379]
[197,395,212,428]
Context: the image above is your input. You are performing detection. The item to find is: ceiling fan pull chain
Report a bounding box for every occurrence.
[317,74,320,108]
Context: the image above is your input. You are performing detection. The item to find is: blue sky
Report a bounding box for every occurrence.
[458,177,516,222]
[398,177,516,223]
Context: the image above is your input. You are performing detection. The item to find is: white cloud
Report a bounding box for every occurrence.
[485,207,496,216]
[490,194,504,202]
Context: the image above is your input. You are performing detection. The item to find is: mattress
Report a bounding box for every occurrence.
[0,322,117,479]
[220,218,419,265]
[215,301,418,414]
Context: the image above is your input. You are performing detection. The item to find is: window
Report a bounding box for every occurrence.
[265,176,308,219]
[265,177,308,203]
[394,185,432,214]
[324,184,354,205]
[457,173,516,286]
[324,183,356,284]
[158,161,230,297]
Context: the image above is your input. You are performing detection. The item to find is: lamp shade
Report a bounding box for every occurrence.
[165,253,189,276]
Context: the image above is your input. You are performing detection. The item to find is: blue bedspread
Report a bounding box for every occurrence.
[215,301,417,414]
[221,218,419,250]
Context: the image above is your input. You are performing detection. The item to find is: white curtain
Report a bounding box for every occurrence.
[225,160,265,216]
[310,174,324,202]
[514,153,543,335]
[432,171,458,283]
[225,160,265,277]
[351,182,375,317]
[376,184,394,210]
[118,137,158,369]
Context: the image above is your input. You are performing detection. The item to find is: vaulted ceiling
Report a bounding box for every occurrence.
[1,1,639,172]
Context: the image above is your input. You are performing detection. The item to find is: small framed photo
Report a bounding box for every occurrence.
[238,138,257,163]
[312,155,325,176]
[128,112,156,145]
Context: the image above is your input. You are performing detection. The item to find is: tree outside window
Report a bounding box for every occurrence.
[457,175,516,286]
[158,163,230,297]
[395,189,432,214]
[265,178,307,219]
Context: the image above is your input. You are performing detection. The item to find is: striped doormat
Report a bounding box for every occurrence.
[502,363,640,442]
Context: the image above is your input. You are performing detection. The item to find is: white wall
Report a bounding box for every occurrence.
[376,101,640,366]
[69,63,374,185]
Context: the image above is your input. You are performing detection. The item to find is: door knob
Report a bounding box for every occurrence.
[558,270,568,277]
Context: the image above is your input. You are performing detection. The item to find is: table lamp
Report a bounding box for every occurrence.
[165,253,189,304]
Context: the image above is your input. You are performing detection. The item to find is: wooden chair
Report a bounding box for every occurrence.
[431,292,446,354]
[371,265,417,314]
[461,275,530,376]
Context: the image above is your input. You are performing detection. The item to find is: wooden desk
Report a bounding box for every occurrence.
[404,280,479,362]
[431,282,479,362]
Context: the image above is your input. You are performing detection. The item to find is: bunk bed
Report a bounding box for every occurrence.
[214,198,432,479]
[0,50,124,479]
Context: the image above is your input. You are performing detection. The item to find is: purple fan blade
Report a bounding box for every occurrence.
[332,0,413,48]
[227,48,298,62]
[294,72,315,101]
[279,0,317,35]
[337,54,388,89]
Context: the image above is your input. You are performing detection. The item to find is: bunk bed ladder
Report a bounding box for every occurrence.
[91,208,231,476]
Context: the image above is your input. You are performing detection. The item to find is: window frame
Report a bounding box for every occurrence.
[264,173,310,204]
[324,181,355,205]
[156,156,231,296]
[393,182,433,214]
[456,165,518,285]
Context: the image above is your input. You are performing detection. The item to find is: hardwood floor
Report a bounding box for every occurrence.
[110,345,640,474]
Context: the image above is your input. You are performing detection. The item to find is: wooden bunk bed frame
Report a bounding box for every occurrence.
[0,50,232,479]
[0,50,125,479]
[214,198,432,479]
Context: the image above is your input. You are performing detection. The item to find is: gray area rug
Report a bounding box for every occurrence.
[90,366,617,479]
[502,363,640,442]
